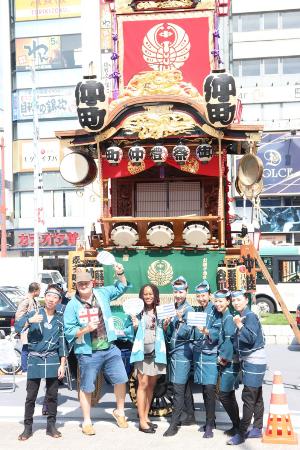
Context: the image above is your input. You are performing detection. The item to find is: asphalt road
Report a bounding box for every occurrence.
[0,344,299,449]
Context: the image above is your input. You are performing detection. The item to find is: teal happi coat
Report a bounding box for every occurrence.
[124,314,167,365]
[218,309,240,392]
[193,301,222,385]
[64,281,128,354]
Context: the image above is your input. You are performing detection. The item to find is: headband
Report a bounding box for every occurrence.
[230,290,246,298]
[195,280,210,294]
[172,276,188,291]
[45,290,62,298]
[213,289,231,299]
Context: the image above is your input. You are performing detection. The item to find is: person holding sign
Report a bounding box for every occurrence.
[227,290,266,446]
[64,266,129,436]
[213,290,240,437]
[193,280,222,439]
[124,284,166,434]
[15,285,67,440]
[163,276,195,437]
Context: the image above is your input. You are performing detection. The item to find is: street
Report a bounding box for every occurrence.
[0,344,299,449]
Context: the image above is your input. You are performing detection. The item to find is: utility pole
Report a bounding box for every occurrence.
[32,63,45,280]
[0,133,7,257]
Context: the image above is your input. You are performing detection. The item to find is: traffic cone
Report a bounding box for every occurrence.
[262,371,298,445]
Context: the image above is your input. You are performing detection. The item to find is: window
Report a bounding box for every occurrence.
[241,14,260,32]
[232,15,239,32]
[264,58,278,75]
[232,61,239,77]
[278,260,300,283]
[241,59,260,76]
[282,11,300,29]
[256,257,273,284]
[263,12,278,30]
[283,57,300,74]
[20,192,34,218]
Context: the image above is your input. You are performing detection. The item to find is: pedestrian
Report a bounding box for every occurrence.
[163,276,195,437]
[193,280,222,438]
[15,285,67,440]
[63,265,129,435]
[15,282,41,374]
[125,283,166,433]
[213,289,240,437]
[227,290,267,445]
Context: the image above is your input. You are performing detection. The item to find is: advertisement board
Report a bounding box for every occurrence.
[15,0,81,21]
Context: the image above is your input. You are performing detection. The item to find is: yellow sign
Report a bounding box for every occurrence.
[15,0,81,22]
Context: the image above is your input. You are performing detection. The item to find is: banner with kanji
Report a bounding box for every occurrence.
[117,11,214,95]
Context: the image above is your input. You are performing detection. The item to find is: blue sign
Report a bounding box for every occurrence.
[258,133,300,195]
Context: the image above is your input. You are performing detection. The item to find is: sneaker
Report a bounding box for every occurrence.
[112,409,128,428]
[245,427,262,439]
[203,425,214,438]
[82,423,96,435]
[227,433,245,445]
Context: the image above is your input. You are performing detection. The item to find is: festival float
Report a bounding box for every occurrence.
[55,0,300,414]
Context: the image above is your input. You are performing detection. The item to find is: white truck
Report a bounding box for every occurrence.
[0,256,66,296]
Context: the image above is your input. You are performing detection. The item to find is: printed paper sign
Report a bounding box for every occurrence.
[78,307,99,325]
[187,311,207,327]
[156,303,176,320]
[123,298,144,316]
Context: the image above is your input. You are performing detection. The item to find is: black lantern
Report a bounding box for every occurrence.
[150,144,168,165]
[105,146,123,165]
[172,143,190,165]
[203,68,237,128]
[195,143,213,164]
[75,75,108,132]
[128,145,146,166]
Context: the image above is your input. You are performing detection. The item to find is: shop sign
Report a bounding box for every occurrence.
[13,228,83,249]
[21,141,60,171]
[15,0,81,22]
[12,86,76,120]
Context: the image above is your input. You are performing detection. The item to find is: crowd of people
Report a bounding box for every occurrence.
[14,263,266,446]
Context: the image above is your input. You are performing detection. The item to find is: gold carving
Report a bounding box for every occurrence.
[202,124,224,139]
[181,156,199,174]
[128,160,146,174]
[123,111,196,139]
[97,127,117,142]
[110,70,202,110]
[148,260,174,286]
[136,1,195,10]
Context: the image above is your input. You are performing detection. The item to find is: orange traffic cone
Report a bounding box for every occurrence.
[262,371,298,445]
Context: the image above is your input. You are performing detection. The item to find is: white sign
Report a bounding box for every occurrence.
[123,298,144,316]
[187,311,207,327]
[156,303,176,320]
[22,141,60,170]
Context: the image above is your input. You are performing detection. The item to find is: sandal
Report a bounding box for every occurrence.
[18,427,32,441]
[46,425,62,438]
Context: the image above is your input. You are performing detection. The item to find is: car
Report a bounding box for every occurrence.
[0,288,18,336]
[0,286,25,306]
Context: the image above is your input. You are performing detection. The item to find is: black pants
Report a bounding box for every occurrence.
[219,390,240,429]
[202,384,216,427]
[239,385,264,435]
[24,378,58,426]
[170,380,194,426]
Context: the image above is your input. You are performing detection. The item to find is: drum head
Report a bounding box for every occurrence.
[146,225,174,247]
[238,154,263,186]
[182,223,210,247]
[111,225,139,247]
[60,152,97,186]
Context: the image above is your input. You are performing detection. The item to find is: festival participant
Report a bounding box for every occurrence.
[64,267,129,436]
[193,280,222,438]
[213,289,240,437]
[163,276,195,437]
[15,282,41,373]
[15,285,67,440]
[227,290,267,445]
[125,284,166,433]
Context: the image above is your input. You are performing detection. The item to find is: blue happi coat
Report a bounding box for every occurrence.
[218,309,240,392]
[234,306,266,388]
[15,307,67,379]
[124,314,167,365]
[193,302,222,385]
[165,300,194,384]
[64,281,128,354]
